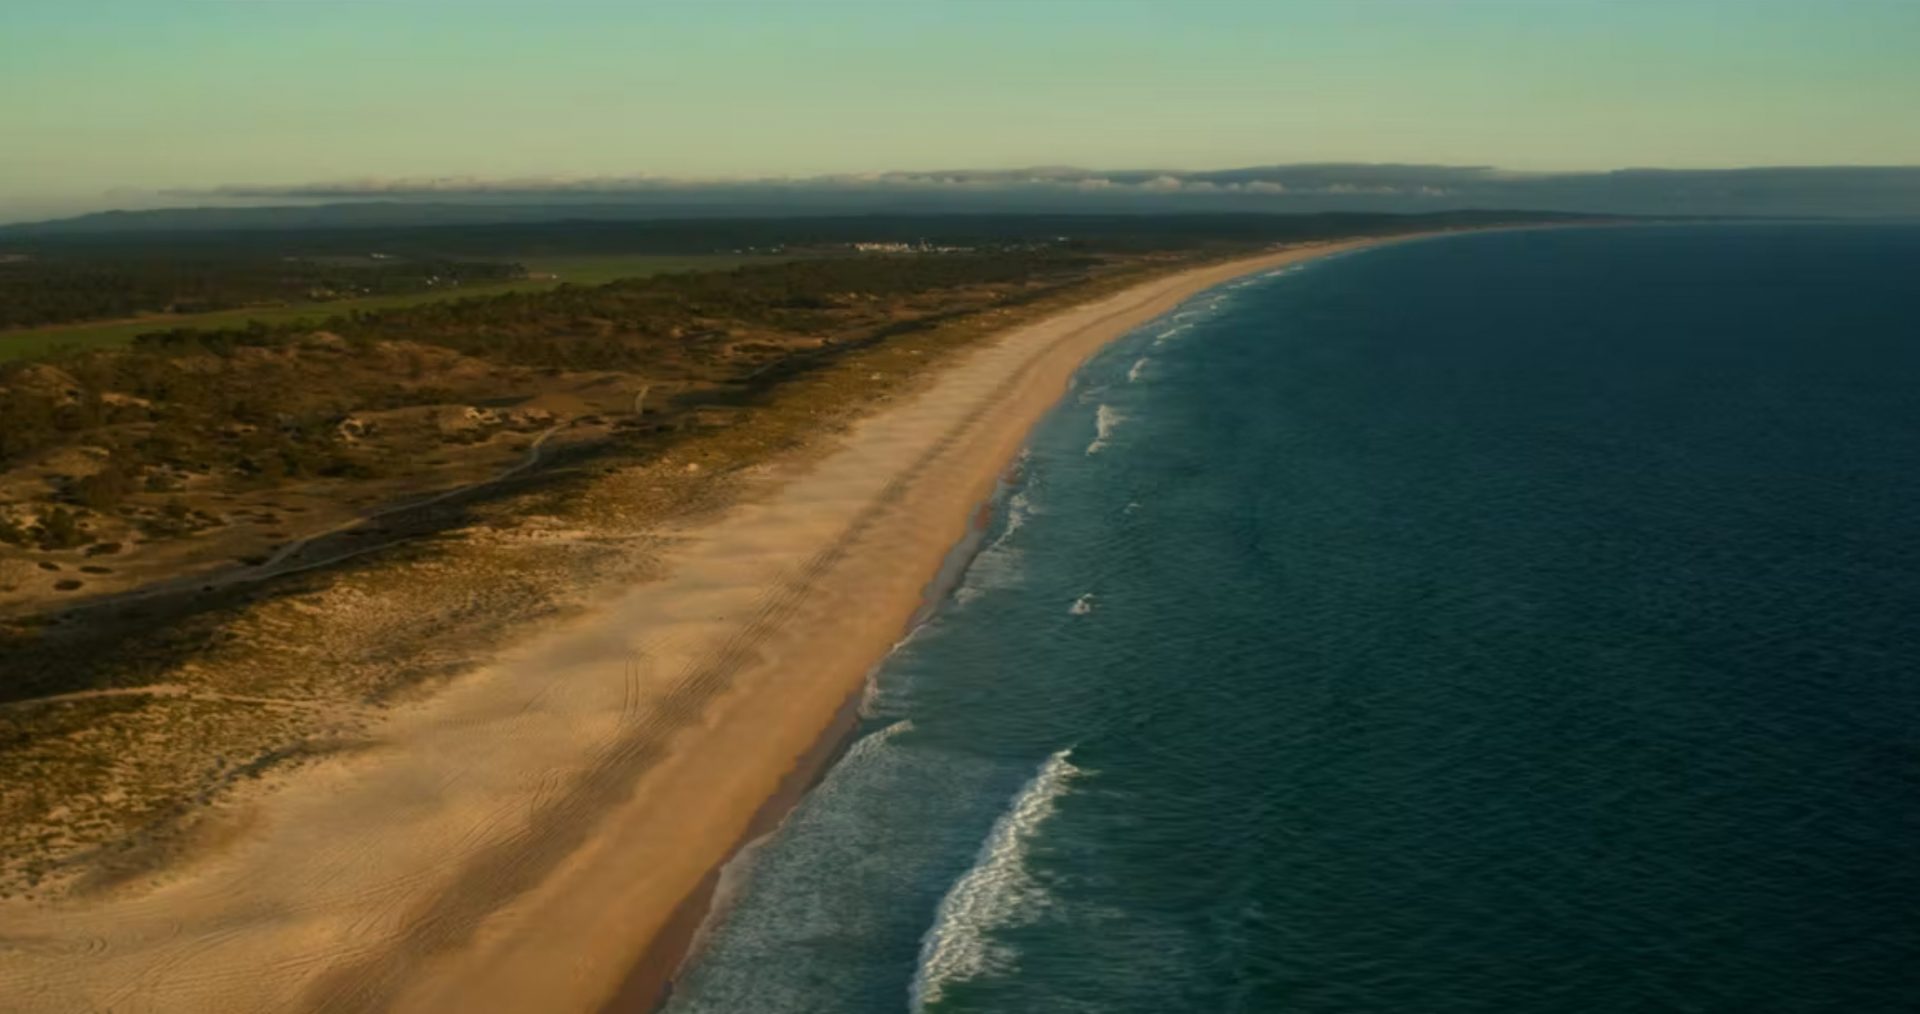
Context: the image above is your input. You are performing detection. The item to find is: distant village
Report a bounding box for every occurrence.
[847,239,974,254]
[708,236,1076,257]
[841,236,1073,255]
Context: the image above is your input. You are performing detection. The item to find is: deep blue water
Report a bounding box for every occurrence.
[663,225,1920,1013]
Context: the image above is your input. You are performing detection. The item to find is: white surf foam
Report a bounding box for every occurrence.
[909,749,1084,1010]
[678,718,919,1000]
[1150,322,1193,347]
[1127,356,1151,383]
[952,484,1038,608]
[1085,404,1122,455]
[999,489,1033,543]
[844,717,915,763]
[860,637,929,717]
[667,718,981,1013]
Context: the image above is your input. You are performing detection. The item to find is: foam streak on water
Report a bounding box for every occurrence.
[693,720,919,951]
[1085,404,1122,455]
[951,485,1036,609]
[908,749,1083,1011]
[1149,323,1191,347]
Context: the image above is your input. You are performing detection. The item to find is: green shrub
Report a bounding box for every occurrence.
[35,507,87,550]
[72,458,135,510]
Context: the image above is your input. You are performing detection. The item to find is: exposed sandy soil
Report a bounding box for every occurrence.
[0,360,630,622]
[0,239,1404,1013]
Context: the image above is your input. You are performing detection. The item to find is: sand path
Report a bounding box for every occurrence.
[0,240,1393,1013]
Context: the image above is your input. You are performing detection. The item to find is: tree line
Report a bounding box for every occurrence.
[0,255,524,329]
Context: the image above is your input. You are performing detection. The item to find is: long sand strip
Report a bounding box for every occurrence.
[0,237,1405,1014]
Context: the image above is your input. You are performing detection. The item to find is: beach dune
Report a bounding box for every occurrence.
[0,240,1391,1013]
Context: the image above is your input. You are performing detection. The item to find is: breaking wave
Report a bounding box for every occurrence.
[1150,322,1193,347]
[952,484,1037,608]
[909,749,1084,1010]
[1085,404,1123,455]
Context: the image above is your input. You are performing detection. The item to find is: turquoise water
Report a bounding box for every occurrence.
[662,225,1920,1013]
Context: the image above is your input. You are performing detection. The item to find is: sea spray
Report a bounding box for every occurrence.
[909,749,1085,1010]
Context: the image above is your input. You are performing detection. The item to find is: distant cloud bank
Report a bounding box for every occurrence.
[164,164,1920,217]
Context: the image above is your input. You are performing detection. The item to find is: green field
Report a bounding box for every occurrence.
[0,254,782,361]
[521,254,783,286]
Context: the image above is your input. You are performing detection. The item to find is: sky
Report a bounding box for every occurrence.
[2,0,1918,222]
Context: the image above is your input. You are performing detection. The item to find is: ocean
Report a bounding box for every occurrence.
[661,224,1920,1013]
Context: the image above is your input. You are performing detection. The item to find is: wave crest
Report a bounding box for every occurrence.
[1085,404,1123,455]
[908,749,1083,1010]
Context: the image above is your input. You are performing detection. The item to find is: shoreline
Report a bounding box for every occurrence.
[595,236,1430,1011]
[346,239,1419,1014]
[0,234,1429,1013]
[605,452,1021,1013]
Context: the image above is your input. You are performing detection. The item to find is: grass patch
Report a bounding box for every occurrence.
[517,254,785,287]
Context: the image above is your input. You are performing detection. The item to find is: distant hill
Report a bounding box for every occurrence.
[0,210,1614,261]
[7,164,1916,237]
[0,202,794,237]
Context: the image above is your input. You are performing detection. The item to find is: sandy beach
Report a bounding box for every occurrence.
[0,237,1402,1013]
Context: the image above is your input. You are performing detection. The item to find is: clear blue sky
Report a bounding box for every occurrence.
[2,0,1916,219]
